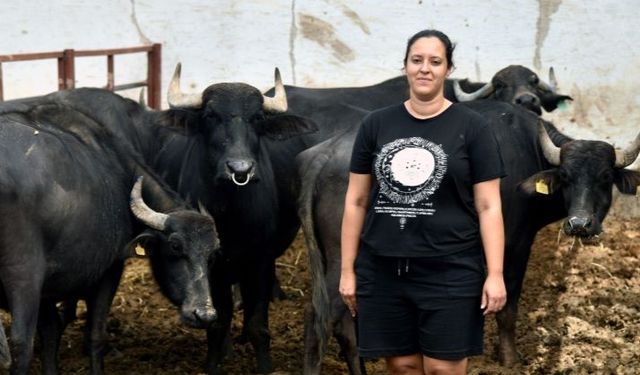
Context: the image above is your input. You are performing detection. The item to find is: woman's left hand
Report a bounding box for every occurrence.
[481,273,507,315]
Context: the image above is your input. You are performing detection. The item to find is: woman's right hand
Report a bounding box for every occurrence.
[339,270,357,317]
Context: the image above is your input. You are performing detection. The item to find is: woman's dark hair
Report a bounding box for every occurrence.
[403,29,456,69]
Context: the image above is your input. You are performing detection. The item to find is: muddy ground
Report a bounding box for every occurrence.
[6,215,640,374]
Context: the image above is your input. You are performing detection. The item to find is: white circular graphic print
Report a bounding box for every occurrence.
[375,137,447,204]
[389,147,435,186]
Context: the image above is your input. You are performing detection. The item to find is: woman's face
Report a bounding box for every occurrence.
[405,36,451,101]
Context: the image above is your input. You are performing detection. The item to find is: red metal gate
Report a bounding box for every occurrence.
[0,43,161,109]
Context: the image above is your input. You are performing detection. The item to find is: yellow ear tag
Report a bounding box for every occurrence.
[535,180,549,195]
[135,244,146,256]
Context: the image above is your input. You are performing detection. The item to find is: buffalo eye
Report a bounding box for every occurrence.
[168,234,185,256]
[250,111,266,123]
[203,109,222,123]
[529,74,539,85]
[557,168,570,183]
[208,249,222,267]
[599,169,614,184]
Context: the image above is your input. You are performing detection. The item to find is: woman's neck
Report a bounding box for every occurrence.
[404,95,451,119]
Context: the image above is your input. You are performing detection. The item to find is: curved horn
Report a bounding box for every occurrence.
[139,88,146,106]
[548,67,558,92]
[167,63,203,109]
[130,176,169,231]
[538,120,561,166]
[453,80,494,102]
[262,68,288,113]
[614,131,640,168]
[197,201,214,220]
[538,67,557,93]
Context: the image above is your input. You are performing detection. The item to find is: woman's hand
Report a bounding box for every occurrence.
[481,273,506,315]
[339,270,357,317]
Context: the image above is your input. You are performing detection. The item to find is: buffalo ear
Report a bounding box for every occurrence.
[614,169,640,195]
[540,93,573,112]
[124,232,157,258]
[258,114,318,141]
[518,169,561,196]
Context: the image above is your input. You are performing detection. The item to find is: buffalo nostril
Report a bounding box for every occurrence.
[565,216,594,236]
[194,307,217,324]
[568,216,590,229]
[516,95,539,105]
[226,160,253,174]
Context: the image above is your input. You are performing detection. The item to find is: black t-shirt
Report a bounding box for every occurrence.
[350,102,505,257]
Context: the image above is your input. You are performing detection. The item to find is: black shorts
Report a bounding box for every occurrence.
[355,248,485,360]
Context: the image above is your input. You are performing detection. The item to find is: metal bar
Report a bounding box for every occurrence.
[147,43,162,109]
[0,63,3,101]
[62,49,75,89]
[57,56,65,90]
[110,81,147,91]
[75,45,154,57]
[0,45,160,102]
[107,55,114,91]
[0,51,64,62]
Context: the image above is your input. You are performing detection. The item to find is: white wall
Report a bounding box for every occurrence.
[1,0,639,215]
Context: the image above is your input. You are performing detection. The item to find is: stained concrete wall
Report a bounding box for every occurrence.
[1,0,638,216]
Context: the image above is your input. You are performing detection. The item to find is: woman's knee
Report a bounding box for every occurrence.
[386,354,424,375]
[423,356,468,375]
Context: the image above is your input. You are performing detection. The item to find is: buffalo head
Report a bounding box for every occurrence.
[454,65,572,115]
[166,63,317,187]
[519,122,640,237]
[129,176,219,328]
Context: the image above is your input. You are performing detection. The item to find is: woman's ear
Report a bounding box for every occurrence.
[446,66,454,78]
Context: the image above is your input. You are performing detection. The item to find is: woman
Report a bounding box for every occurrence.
[339,29,507,375]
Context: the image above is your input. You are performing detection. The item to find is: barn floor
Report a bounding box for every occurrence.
[5,215,640,374]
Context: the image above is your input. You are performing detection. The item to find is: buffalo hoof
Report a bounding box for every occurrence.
[0,353,9,370]
[496,344,523,367]
[256,357,273,375]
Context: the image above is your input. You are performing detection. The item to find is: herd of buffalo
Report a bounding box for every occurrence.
[0,62,638,375]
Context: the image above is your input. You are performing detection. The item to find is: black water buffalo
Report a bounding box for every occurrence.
[296,100,640,374]
[271,65,571,147]
[31,64,317,374]
[450,65,572,115]
[0,102,219,375]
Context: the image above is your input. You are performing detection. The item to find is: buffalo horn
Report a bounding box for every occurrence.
[538,120,561,166]
[198,201,214,220]
[548,67,558,92]
[453,80,494,102]
[538,67,557,93]
[614,131,640,168]
[262,68,288,113]
[139,88,146,106]
[130,176,168,231]
[167,63,203,109]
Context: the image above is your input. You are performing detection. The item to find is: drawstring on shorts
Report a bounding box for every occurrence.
[397,258,410,276]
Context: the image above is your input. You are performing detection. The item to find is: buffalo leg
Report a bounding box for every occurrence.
[37,301,64,375]
[0,318,9,370]
[302,302,323,375]
[84,262,124,375]
[239,259,274,374]
[60,299,79,329]
[3,271,44,375]
[496,305,519,366]
[497,236,534,366]
[334,309,364,375]
[205,280,233,375]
